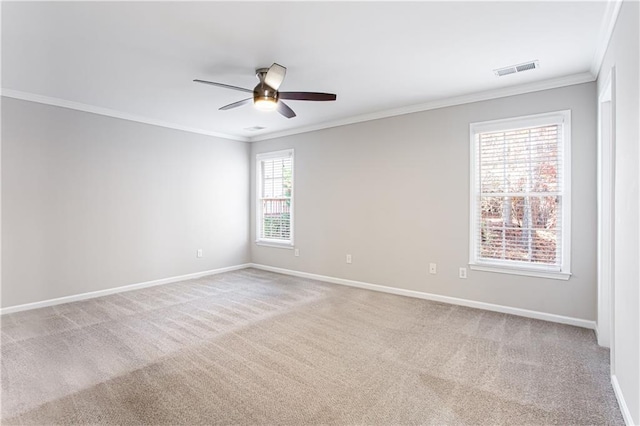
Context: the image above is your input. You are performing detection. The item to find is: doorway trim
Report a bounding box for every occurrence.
[596,66,615,363]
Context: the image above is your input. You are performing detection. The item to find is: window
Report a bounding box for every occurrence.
[469,111,571,280]
[256,149,294,247]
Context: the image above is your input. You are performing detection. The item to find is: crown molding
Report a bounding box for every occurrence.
[2,71,595,144]
[250,72,595,142]
[590,0,623,77]
[0,89,249,142]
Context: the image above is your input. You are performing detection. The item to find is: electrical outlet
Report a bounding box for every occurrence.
[346,254,352,264]
[197,249,203,258]
[459,267,467,279]
[429,263,437,274]
[294,248,300,257]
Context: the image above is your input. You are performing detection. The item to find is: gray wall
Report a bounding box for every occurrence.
[251,82,597,321]
[598,1,640,422]
[1,97,250,308]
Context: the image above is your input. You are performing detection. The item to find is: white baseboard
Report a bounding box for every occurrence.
[1,262,597,331]
[612,375,636,426]
[249,263,596,330]
[0,264,252,315]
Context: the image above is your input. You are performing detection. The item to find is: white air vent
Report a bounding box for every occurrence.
[494,60,539,77]
[244,126,266,132]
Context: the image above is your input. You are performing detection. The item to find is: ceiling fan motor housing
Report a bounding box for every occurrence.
[253,81,279,104]
[254,69,279,104]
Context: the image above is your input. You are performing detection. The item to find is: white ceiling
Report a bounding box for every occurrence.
[2,1,611,141]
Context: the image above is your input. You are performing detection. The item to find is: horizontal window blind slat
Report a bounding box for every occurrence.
[476,192,563,197]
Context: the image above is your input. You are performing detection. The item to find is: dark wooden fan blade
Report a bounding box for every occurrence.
[193,79,253,93]
[278,92,337,101]
[277,101,296,119]
[219,98,253,111]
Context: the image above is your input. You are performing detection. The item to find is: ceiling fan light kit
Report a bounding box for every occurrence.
[254,97,278,111]
[194,63,337,119]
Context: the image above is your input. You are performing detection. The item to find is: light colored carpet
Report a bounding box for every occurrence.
[1,268,623,425]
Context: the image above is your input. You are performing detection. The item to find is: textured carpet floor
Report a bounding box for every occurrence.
[1,268,623,425]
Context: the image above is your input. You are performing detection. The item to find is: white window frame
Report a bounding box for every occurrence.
[255,149,294,249]
[469,110,572,280]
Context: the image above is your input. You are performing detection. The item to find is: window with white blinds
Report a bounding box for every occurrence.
[256,149,294,246]
[469,111,571,280]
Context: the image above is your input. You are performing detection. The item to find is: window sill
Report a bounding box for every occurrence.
[469,263,571,281]
[255,241,294,250]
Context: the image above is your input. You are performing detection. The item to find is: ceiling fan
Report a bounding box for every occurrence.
[194,63,337,119]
